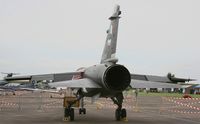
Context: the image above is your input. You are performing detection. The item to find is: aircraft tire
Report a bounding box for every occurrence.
[70,108,74,121]
[83,108,86,114]
[115,109,121,121]
[64,108,70,117]
[79,108,83,114]
[121,109,127,118]
[79,108,86,115]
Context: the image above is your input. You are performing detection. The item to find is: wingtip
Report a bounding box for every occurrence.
[188,79,197,82]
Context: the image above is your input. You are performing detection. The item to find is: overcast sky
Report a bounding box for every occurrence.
[0,0,199,82]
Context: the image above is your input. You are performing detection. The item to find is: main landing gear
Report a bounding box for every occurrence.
[115,108,127,121]
[64,106,86,121]
[64,98,86,121]
[63,91,127,121]
[111,93,127,121]
[63,90,86,121]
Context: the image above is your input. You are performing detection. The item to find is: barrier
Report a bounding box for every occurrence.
[0,91,64,111]
[160,97,200,115]
[42,99,63,109]
[0,98,20,111]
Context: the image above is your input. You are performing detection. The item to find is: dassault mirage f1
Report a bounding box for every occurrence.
[5,5,195,121]
[46,5,194,121]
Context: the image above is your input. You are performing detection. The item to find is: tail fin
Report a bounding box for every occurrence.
[100,5,121,64]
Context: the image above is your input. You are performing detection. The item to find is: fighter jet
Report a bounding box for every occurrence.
[4,5,195,121]
[46,5,194,121]
[0,76,61,96]
[1,72,20,77]
[0,73,17,89]
[0,72,51,94]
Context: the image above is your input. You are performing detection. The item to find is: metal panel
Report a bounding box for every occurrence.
[31,74,54,81]
[131,74,147,81]
[145,75,171,83]
[53,73,74,82]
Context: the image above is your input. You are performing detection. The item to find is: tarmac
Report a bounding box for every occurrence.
[0,91,200,124]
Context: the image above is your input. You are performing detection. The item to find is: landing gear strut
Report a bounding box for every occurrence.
[79,98,86,115]
[111,93,127,121]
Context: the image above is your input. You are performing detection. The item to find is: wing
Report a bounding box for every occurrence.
[48,78,101,88]
[131,73,194,83]
[3,72,100,90]
[130,79,181,88]
[131,74,170,83]
[4,72,80,82]
[130,73,190,88]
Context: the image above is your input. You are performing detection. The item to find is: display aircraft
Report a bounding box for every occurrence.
[1,72,20,77]
[4,5,195,121]
[0,72,23,85]
[0,73,17,85]
[0,72,53,94]
[0,79,60,95]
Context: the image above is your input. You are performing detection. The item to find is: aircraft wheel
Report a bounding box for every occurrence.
[79,108,86,115]
[83,108,86,114]
[115,109,121,121]
[64,108,74,121]
[64,108,70,117]
[121,109,127,118]
[70,108,74,121]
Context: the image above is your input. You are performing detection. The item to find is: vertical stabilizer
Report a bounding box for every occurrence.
[100,5,121,64]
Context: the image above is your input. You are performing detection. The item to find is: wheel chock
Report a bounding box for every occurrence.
[96,103,103,110]
[121,117,128,122]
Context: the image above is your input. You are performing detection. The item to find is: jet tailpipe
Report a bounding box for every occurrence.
[103,65,131,92]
